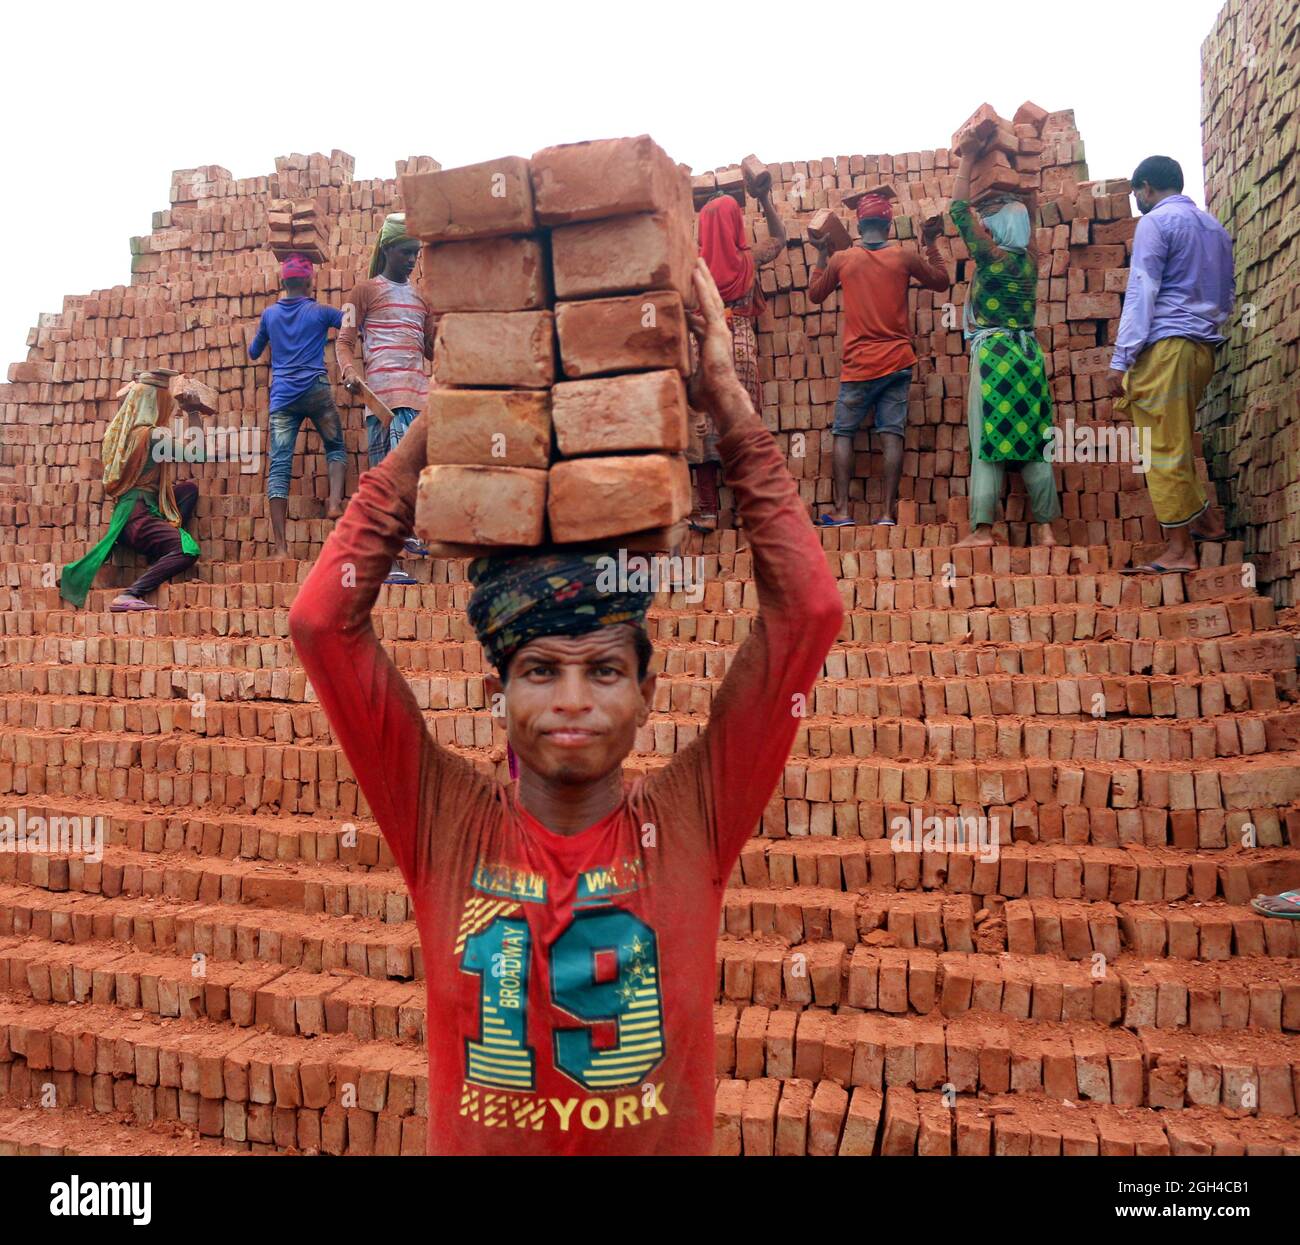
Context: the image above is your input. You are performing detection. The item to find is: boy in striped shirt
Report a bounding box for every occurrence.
[338,213,437,583]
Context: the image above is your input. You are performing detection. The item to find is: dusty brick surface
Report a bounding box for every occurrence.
[551,371,688,456]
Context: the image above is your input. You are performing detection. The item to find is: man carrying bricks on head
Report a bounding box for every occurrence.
[289,259,843,1155]
[1099,155,1234,574]
[337,212,437,584]
[809,193,949,528]
[248,255,348,560]
[688,189,786,531]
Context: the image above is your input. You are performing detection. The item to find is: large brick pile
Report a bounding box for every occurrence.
[1200,0,1300,606]
[0,104,1298,1155]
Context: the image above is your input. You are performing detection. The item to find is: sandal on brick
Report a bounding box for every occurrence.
[817,514,855,527]
[1251,890,1300,919]
[1121,562,1186,575]
[109,594,157,612]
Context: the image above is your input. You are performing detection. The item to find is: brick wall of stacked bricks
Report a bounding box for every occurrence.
[4,110,1216,562]
[1,113,1299,1157]
[1200,0,1300,606]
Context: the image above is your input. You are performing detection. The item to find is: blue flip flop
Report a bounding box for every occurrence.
[1251,890,1300,919]
[818,514,855,527]
[1121,562,1183,575]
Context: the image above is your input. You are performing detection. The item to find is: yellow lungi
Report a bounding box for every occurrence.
[1117,336,1215,528]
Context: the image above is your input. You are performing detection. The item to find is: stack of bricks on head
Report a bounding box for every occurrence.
[403,136,695,555]
[952,101,1047,204]
[267,199,328,265]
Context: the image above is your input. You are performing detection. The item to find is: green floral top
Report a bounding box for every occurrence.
[950,198,1038,332]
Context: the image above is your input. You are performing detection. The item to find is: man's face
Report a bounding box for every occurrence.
[386,240,421,280]
[1133,182,1157,215]
[488,626,654,786]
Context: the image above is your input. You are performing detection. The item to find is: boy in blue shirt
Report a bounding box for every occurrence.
[249,255,348,558]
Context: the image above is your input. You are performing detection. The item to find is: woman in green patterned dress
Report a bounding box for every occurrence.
[950,128,1060,548]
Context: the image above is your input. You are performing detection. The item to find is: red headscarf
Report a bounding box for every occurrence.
[855,194,894,222]
[280,254,314,281]
[698,195,757,306]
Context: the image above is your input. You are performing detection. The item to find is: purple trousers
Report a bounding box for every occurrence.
[119,481,199,598]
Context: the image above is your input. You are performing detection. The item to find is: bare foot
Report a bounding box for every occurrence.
[270,543,290,560]
[325,501,345,521]
[954,527,996,548]
[1033,522,1058,547]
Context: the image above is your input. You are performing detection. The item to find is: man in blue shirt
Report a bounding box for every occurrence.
[249,255,348,559]
[1101,156,1234,573]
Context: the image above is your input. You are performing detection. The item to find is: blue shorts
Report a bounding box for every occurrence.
[831,368,912,438]
[267,378,347,499]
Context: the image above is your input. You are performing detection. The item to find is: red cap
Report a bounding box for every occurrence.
[855,194,894,222]
[280,254,314,281]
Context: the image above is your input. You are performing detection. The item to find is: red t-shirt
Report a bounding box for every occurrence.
[289,411,843,1155]
[808,241,950,382]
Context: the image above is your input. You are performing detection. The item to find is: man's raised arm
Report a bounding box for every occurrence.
[673,259,845,870]
[288,413,490,888]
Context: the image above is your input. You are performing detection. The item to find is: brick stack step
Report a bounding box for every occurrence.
[0,997,428,1155]
[714,1084,1300,1156]
[0,1101,240,1157]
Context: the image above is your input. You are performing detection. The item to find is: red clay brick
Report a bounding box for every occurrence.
[432,312,555,389]
[547,454,690,542]
[418,237,550,312]
[555,292,690,379]
[425,390,552,469]
[402,157,535,242]
[552,370,688,457]
[414,464,547,547]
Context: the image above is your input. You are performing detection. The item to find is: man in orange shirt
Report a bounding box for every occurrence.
[809,195,949,526]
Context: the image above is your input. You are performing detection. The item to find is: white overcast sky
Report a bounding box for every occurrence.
[2,0,1226,368]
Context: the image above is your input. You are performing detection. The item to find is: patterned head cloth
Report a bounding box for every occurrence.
[855,193,894,222]
[369,212,413,277]
[280,254,314,282]
[467,551,653,673]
